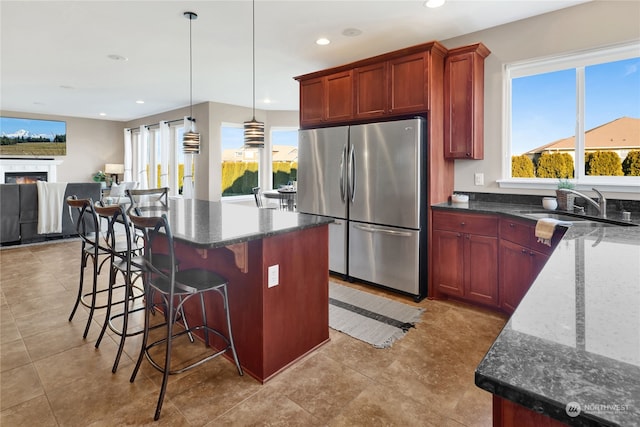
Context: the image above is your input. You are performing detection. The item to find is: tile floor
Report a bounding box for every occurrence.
[1,239,507,426]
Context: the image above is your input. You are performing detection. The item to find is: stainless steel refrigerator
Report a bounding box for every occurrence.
[297,117,427,300]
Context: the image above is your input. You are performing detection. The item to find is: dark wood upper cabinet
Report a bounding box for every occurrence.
[444,43,490,159]
[299,71,353,126]
[388,52,429,114]
[325,71,354,122]
[295,41,447,128]
[354,62,387,118]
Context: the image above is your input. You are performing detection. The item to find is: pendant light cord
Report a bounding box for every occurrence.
[252,0,256,120]
[189,12,194,129]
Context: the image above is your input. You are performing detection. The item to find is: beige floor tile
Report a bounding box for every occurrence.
[0,364,44,411]
[209,390,322,427]
[0,394,58,427]
[1,338,31,372]
[328,381,446,427]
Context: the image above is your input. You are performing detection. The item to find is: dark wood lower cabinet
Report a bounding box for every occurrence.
[493,396,568,427]
[432,211,499,308]
[499,239,549,314]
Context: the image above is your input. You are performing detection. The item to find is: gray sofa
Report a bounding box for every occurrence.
[0,182,101,245]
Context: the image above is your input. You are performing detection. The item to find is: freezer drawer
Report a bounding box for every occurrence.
[348,221,420,295]
[329,219,347,275]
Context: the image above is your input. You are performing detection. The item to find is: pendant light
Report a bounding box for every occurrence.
[244,0,264,148]
[183,11,200,154]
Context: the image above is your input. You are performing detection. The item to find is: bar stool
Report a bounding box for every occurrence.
[92,202,146,373]
[128,212,243,421]
[66,196,113,339]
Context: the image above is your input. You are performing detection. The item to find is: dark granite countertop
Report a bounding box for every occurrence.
[432,201,640,426]
[156,198,333,248]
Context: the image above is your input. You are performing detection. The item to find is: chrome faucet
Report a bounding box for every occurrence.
[558,187,607,218]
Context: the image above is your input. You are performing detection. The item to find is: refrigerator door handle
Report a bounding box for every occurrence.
[348,144,356,203]
[353,224,413,237]
[339,144,347,202]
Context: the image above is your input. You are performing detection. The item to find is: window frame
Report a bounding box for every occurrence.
[498,41,640,193]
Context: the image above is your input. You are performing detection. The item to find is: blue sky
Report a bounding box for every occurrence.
[511,57,640,155]
[0,117,66,139]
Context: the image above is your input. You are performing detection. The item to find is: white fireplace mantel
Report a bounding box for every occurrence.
[0,158,63,183]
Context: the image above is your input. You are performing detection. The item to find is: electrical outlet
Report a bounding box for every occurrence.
[268,264,279,287]
[474,173,484,186]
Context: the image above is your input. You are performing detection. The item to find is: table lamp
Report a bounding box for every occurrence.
[104,163,124,185]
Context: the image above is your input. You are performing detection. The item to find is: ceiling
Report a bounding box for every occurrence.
[1,0,588,122]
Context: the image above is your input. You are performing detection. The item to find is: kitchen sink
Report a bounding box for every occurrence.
[518,211,637,226]
[521,212,594,222]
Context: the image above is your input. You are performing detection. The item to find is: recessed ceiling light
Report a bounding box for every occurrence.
[99,112,107,116]
[424,0,445,8]
[136,100,145,104]
[316,38,330,46]
[107,54,128,61]
[342,28,362,37]
[263,98,272,104]
[60,85,74,90]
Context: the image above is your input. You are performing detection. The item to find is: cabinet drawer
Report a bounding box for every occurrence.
[432,211,497,236]
[499,217,531,247]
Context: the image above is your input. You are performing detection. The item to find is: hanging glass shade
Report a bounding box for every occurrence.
[244,118,264,148]
[183,128,201,154]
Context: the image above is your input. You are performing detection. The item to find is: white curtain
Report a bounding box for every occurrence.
[160,122,171,188]
[136,125,149,189]
[123,129,133,182]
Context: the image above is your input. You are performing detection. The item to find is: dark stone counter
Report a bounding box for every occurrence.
[157,198,333,248]
[433,201,640,425]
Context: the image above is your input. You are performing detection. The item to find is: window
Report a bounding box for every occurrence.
[504,42,640,191]
[126,122,186,196]
[221,123,259,197]
[271,128,298,189]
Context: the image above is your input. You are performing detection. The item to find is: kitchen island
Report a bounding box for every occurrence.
[146,198,333,383]
[433,201,640,426]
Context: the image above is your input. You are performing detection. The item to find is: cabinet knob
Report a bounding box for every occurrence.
[509,223,515,228]
[466,153,471,157]
[521,249,527,254]
[460,222,466,226]
[529,251,535,257]
[456,233,462,237]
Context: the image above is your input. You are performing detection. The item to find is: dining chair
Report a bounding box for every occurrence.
[92,202,146,373]
[128,211,243,420]
[66,196,112,339]
[252,187,277,209]
[126,187,169,214]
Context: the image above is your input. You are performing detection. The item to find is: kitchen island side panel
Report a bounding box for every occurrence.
[167,224,329,383]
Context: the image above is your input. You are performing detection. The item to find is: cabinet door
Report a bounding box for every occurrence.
[499,239,532,314]
[299,77,324,127]
[444,52,476,159]
[388,52,429,114]
[325,71,353,123]
[354,62,388,118]
[433,229,465,297]
[529,249,550,283]
[465,234,499,307]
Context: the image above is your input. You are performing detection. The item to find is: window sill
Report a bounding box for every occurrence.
[497,178,640,194]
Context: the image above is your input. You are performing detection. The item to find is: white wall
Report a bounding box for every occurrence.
[0,110,124,183]
[441,0,640,201]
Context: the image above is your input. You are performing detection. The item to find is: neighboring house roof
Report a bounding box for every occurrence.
[222,145,298,162]
[526,116,640,154]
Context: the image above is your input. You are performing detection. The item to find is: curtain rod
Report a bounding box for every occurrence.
[125,117,196,132]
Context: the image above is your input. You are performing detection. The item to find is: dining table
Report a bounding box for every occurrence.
[262,188,297,211]
[138,197,332,383]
